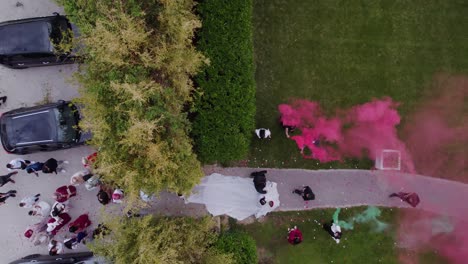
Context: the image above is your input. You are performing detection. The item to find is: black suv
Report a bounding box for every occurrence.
[9,252,94,264]
[0,13,78,69]
[0,100,90,154]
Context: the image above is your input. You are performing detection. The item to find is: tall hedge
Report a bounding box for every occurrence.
[192,0,256,164]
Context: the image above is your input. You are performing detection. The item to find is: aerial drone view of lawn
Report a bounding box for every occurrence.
[249,0,468,171]
[241,1,468,263]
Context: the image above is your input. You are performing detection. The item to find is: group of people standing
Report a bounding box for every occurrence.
[254,170,342,245]
[0,152,125,256]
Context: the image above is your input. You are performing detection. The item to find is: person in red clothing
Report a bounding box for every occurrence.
[53,185,77,203]
[287,226,303,245]
[69,214,92,233]
[82,152,98,170]
[46,213,71,236]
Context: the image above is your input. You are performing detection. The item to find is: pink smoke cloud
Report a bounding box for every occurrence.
[278,97,414,170]
[397,74,468,263]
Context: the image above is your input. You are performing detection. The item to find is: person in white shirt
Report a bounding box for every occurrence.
[255,128,271,139]
[323,221,342,244]
[6,158,32,171]
[48,240,64,256]
[19,194,40,208]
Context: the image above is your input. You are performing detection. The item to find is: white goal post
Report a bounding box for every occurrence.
[375,149,401,170]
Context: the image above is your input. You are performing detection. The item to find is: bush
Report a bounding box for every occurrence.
[56,0,206,200]
[192,0,256,164]
[90,215,235,264]
[214,230,258,264]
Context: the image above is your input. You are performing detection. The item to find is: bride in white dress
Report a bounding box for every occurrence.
[186,173,280,220]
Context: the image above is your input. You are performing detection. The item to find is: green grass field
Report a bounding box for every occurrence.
[249,0,468,170]
[234,208,449,264]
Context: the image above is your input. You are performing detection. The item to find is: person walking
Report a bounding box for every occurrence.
[287,226,303,245]
[0,96,7,106]
[293,186,315,201]
[50,201,68,217]
[0,171,17,187]
[64,231,88,249]
[251,170,268,194]
[25,162,44,177]
[69,214,92,233]
[323,220,342,244]
[389,192,420,207]
[24,218,49,246]
[112,189,124,204]
[48,240,64,256]
[0,190,17,205]
[6,158,32,171]
[53,185,77,203]
[255,128,271,139]
[28,201,51,217]
[42,158,68,174]
[19,194,41,208]
[47,213,71,236]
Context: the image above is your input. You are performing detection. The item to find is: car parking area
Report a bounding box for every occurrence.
[0,1,100,263]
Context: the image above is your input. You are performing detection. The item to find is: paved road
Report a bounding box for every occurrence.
[203,166,468,220]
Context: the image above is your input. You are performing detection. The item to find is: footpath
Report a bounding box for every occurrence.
[150,166,468,220]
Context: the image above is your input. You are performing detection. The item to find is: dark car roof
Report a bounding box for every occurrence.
[4,108,58,146]
[9,252,94,264]
[0,101,68,151]
[0,21,51,55]
[0,15,70,55]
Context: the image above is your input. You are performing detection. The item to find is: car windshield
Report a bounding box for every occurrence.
[0,21,52,55]
[2,104,79,148]
[4,109,57,147]
[54,104,79,142]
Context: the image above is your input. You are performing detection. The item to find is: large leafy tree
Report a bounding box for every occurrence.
[90,215,234,264]
[56,0,206,200]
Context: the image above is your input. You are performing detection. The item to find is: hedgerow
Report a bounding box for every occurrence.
[192,0,256,164]
[56,0,206,201]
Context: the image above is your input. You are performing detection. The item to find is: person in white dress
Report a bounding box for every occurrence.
[186,173,280,221]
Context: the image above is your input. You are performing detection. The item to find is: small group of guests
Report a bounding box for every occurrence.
[0,152,127,256]
[0,158,69,205]
[7,158,68,176]
[19,184,91,255]
[287,221,342,246]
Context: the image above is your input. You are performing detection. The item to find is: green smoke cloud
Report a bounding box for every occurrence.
[333,206,388,232]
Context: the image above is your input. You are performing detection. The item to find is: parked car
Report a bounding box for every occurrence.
[0,13,79,69]
[0,100,91,154]
[9,252,94,264]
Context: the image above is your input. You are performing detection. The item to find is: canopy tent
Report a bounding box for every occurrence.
[186,173,280,220]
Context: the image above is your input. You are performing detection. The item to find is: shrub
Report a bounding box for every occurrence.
[90,215,235,264]
[192,0,256,164]
[214,230,258,264]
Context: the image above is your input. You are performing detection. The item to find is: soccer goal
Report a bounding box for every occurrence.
[375,149,401,170]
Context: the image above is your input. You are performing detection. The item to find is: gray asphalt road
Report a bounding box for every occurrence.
[204,167,468,220]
